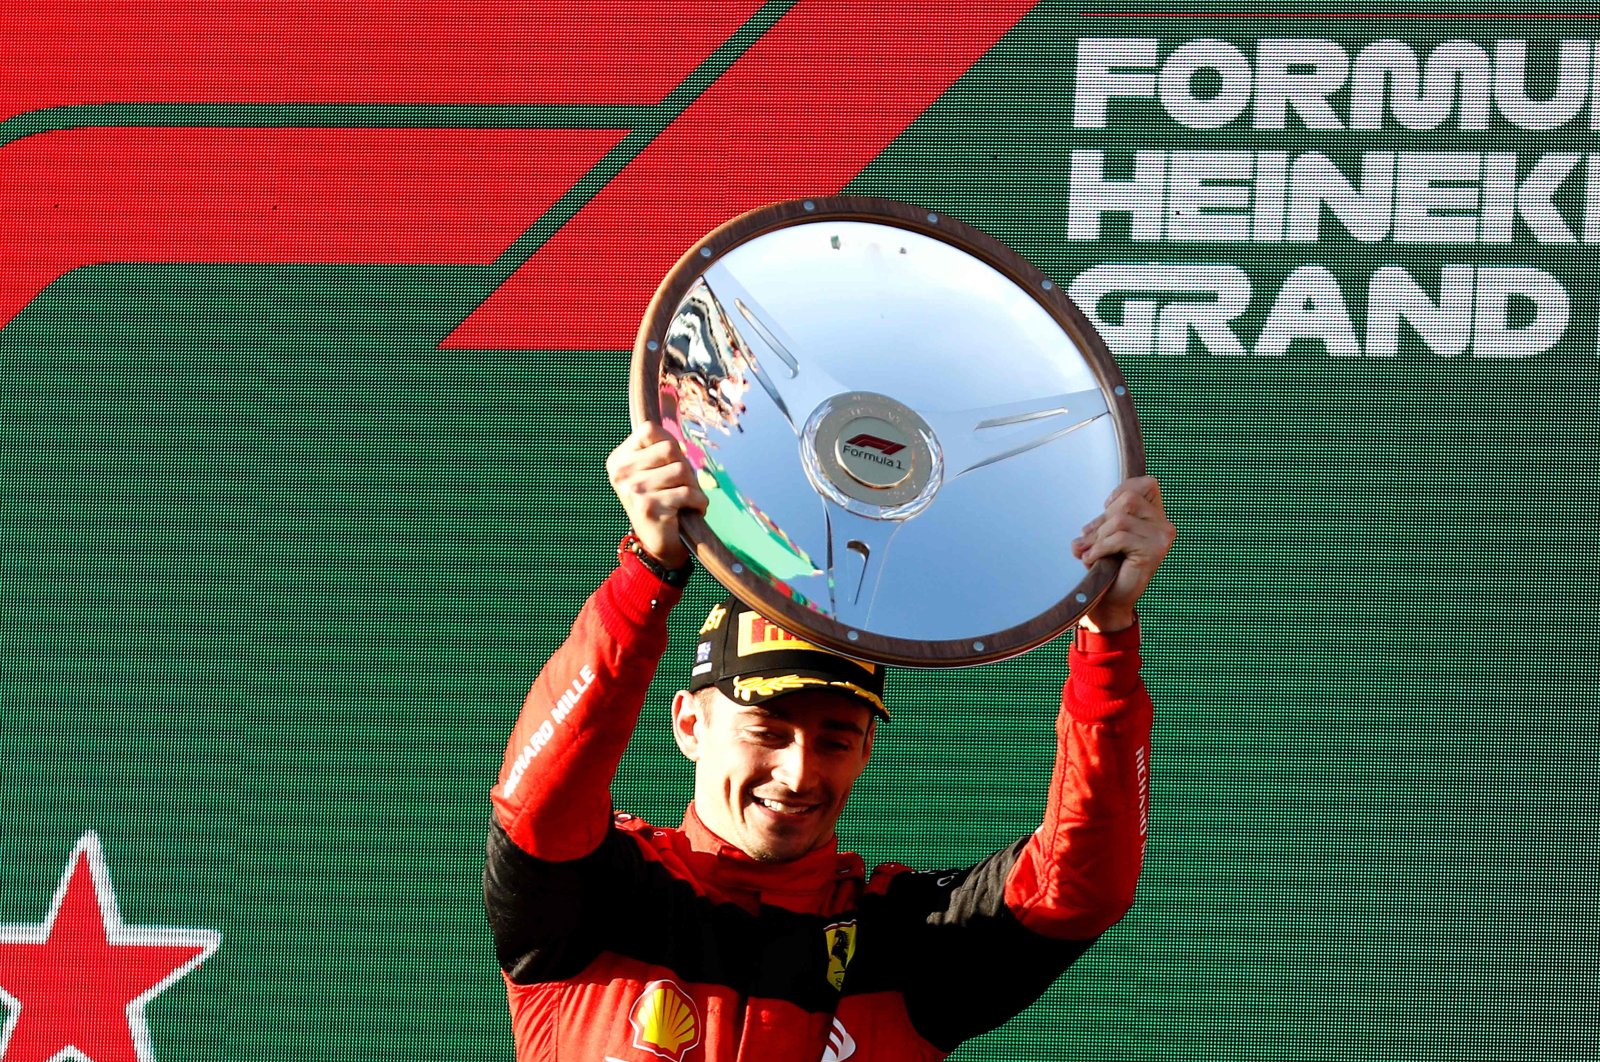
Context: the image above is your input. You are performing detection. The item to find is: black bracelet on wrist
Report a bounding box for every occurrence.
[620,532,695,588]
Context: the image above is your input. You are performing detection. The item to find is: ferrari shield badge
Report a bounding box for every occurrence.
[824,920,857,992]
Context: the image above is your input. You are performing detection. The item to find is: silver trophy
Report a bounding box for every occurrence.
[631,197,1142,667]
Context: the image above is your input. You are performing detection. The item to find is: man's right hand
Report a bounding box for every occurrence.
[605,423,709,569]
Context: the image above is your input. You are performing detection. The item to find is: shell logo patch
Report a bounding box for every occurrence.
[628,978,702,1061]
[824,920,858,991]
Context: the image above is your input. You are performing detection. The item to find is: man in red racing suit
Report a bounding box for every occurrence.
[483,425,1175,1061]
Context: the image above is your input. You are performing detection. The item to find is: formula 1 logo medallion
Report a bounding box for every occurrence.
[836,418,913,489]
[842,432,906,456]
[628,978,701,1062]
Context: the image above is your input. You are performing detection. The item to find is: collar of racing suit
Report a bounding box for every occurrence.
[678,803,865,914]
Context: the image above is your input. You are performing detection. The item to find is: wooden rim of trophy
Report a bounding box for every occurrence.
[631,195,1144,668]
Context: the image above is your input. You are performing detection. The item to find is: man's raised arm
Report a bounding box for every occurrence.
[1004,475,1175,938]
[488,423,708,862]
[850,478,1175,1051]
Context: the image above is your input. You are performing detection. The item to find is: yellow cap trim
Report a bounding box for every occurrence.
[826,681,888,718]
[728,674,888,718]
[730,674,825,700]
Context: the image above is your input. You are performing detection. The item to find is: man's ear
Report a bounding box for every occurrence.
[670,689,704,761]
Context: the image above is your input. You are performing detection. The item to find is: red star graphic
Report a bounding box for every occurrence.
[0,833,220,1062]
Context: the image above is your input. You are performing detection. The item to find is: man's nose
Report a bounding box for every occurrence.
[770,741,820,794]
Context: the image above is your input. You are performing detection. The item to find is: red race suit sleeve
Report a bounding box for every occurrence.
[1003,621,1154,940]
[490,545,684,861]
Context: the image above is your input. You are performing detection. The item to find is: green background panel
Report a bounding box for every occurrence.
[3,6,1597,1061]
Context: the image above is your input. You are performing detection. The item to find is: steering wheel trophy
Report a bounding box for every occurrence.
[631,196,1142,667]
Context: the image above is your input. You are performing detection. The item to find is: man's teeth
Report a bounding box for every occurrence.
[757,798,813,814]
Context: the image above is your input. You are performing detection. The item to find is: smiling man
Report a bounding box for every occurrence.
[673,602,886,865]
[483,423,1174,1062]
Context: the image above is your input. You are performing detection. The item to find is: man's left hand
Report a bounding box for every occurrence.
[1071,476,1176,633]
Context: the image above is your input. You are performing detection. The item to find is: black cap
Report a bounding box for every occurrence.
[689,596,888,719]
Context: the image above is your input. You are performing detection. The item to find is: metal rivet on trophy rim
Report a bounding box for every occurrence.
[847,630,859,641]
[1075,592,1088,603]
[647,339,659,351]
[1114,385,1127,396]
[700,246,713,258]
[732,563,744,575]
[927,212,939,224]
[804,200,816,211]
[1041,279,1054,291]
[972,640,985,652]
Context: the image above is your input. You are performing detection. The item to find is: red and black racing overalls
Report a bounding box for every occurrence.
[484,546,1152,1061]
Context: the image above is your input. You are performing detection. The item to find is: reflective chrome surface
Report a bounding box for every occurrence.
[647,211,1133,661]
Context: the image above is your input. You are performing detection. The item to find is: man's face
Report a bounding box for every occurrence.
[673,687,876,863]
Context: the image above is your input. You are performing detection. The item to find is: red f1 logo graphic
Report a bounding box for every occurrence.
[1,0,1038,348]
[843,433,906,455]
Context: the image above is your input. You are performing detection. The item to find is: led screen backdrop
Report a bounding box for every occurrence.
[2,3,1595,1060]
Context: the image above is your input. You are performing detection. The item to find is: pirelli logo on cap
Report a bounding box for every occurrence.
[736,611,823,657]
[734,612,878,672]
